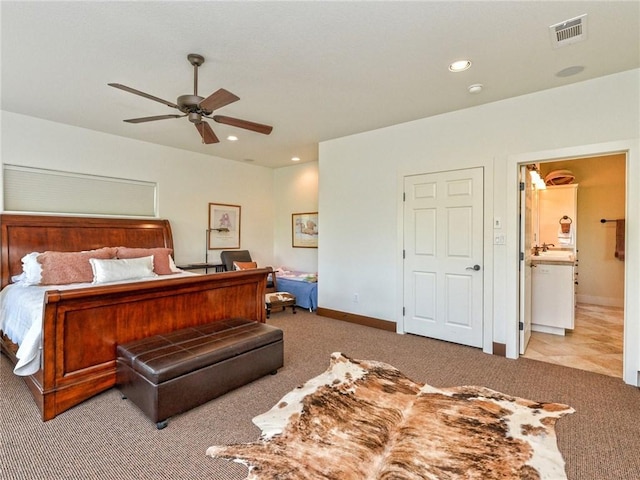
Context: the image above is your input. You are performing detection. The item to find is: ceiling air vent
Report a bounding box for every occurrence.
[549,14,587,48]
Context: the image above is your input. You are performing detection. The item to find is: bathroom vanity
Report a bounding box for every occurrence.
[531,183,578,336]
[531,251,576,335]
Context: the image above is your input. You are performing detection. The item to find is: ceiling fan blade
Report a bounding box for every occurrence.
[199,88,240,113]
[108,83,179,109]
[195,121,219,144]
[124,114,184,124]
[212,115,273,135]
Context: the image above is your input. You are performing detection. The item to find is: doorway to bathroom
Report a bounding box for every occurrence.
[520,153,626,378]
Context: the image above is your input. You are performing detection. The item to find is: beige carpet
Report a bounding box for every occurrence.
[1,310,639,479]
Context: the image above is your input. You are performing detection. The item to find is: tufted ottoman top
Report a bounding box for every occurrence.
[117,318,283,384]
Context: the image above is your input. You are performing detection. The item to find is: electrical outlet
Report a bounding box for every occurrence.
[353,293,359,303]
[494,233,506,245]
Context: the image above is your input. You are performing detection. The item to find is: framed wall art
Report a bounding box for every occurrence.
[208,203,241,249]
[292,212,318,248]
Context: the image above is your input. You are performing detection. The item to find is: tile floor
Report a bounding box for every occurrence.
[522,303,624,377]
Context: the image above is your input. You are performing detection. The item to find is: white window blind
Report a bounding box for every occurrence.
[3,165,157,217]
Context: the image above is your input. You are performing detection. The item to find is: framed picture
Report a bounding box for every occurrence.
[208,203,241,249]
[292,212,318,248]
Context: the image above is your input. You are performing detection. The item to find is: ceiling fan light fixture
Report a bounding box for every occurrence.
[449,60,472,72]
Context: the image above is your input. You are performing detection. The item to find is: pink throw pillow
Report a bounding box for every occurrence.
[116,247,174,275]
[38,247,117,285]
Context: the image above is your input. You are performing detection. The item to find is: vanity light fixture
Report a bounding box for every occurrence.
[528,165,547,190]
[227,135,238,141]
[291,157,300,162]
[449,60,472,72]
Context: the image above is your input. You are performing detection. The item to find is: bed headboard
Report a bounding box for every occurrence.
[0,214,174,289]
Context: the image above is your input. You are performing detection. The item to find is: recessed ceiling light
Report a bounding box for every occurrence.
[468,83,483,94]
[449,60,472,72]
[291,157,300,162]
[227,135,238,141]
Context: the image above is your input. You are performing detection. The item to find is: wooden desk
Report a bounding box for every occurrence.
[177,263,225,273]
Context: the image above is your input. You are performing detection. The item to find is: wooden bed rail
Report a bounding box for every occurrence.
[35,269,269,420]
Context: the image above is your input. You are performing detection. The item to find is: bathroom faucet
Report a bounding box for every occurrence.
[533,245,541,256]
[541,243,555,252]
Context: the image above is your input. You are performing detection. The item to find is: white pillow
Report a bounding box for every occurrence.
[89,256,157,284]
[11,272,26,283]
[168,256,182,273]
[19,252,43,285]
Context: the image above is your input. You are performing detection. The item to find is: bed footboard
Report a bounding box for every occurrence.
[20,269,269,421]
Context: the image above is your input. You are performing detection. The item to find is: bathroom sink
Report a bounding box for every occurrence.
[535,250,574,262]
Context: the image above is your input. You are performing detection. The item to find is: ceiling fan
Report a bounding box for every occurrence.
[109,53,273,144]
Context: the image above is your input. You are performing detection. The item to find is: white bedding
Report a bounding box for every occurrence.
[0,272,195,376]
[275,268,317,283]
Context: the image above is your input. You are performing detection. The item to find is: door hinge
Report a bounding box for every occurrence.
[519,322,524,331]
[403,250,406,259]
[403,307,405,316]
[519,181,525,191]
[403,192,406,201]
[520,251,524,261]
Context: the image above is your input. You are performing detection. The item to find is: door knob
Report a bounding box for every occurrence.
[466,264,481,271]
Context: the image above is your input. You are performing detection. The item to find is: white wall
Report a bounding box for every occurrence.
[319,69,639,385]
[3,70,638,385]
[1,111,275,267]
[273,161,319,272]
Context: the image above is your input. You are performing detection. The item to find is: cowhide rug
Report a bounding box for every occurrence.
[207,352,574,479]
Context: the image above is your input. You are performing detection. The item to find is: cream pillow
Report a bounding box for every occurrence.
[19,252,43,285]
[168,256,182,273]
[90,256,157,284]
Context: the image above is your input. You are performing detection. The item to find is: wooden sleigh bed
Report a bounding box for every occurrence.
[0,214,270,421]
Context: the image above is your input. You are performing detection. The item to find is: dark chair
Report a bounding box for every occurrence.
[221,250,273,288]
[220,250,253,272]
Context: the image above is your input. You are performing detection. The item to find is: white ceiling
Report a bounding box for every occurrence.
[1,1,639,168]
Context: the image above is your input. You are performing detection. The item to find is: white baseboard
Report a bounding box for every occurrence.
[576,294,624,308]
[531,324,567,336]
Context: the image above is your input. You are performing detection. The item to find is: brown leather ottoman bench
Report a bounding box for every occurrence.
[116,318,283,429]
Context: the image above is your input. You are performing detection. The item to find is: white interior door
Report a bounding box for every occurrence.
[519,165,533,354]
[403,168,484,348]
